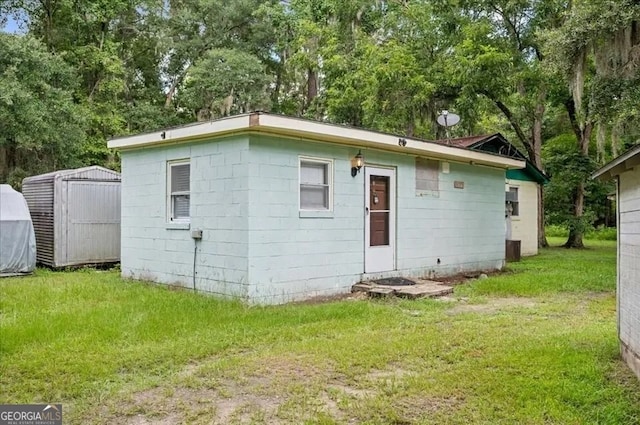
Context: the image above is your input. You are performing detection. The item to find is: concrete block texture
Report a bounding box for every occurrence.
[120,134,507,304]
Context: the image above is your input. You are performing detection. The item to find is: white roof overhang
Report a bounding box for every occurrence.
[593,144,640,181]
[108,113,525,170]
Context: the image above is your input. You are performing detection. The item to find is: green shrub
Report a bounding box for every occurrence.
[587,225,617,241]
[545,225,616,241]
[545,225,568,237]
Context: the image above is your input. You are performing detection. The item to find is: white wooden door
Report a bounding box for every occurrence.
[364,167,396,273]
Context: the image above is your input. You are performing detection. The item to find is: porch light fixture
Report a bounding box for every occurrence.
[351,150,364,177]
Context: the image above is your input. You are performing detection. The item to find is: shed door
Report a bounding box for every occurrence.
[66,180,121,264]
[364,167,396,273]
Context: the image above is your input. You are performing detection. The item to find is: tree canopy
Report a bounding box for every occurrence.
[1,0,639,245]
[0,34,86,186]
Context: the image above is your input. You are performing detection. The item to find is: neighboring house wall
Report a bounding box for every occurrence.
[456,134,546,258]
[120,136,250,299]
[619,168,640,379]
[505,178,539,256]
[246,136,506,304]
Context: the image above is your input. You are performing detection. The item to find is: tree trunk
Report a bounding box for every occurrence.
[537,184,548,248]
[532,90,548,248]
[271,64,283,108]
[406,120,415,138]
[42,0,56,51]
[0,146,7,180]
[485,89,550,249]
[532,93,545,170]
[165,64,192,109]
[0,144,16,182]
[486,94,531,155]
[165,79,179,108]
[563,121,592,248]
[306,68,318,110]
[564,182,586,248]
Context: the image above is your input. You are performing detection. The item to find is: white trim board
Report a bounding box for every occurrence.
[593,144,640,181]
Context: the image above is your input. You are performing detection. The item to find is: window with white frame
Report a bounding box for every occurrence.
[168,160,190,221]
[299,158,332,211]
[506,186,519,217]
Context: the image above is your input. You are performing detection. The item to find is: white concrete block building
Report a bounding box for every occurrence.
[108,113,524,304]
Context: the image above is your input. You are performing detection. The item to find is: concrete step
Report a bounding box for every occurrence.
[352,278,454,300]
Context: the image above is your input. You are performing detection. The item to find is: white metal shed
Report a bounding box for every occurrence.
[0,185,36,275]
[22,166,121,268]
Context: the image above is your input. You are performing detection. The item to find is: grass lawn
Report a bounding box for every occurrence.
[1,238,639,424]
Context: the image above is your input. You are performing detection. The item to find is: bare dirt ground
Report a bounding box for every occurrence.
[444,296,539,315]
[93,292,599,424]
[96,353,460,425]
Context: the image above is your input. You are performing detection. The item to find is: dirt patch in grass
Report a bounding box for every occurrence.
[125,387,220,424]
[395,395,463,421]
[290,291,369,305]
[365,365,413,381]
[326,382,375,399]
[432,269,510,285]
[97,355,338,424]
[113,377,286,425]
[97,355,458,424]
[446,297,539,315]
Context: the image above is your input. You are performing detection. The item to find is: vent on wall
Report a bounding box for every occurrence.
[415,158,439,195]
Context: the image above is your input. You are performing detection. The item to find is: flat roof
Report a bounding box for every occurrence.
[108,112,525,170]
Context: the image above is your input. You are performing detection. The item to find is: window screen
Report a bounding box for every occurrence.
[300,159,331,210]
[169,162,190,220]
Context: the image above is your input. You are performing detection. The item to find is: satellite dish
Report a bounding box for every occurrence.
[436,110,460,128]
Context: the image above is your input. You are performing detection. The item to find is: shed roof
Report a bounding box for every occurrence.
[438,134,494,148]
[593,144,640,181]
[23,166,120,184]
[436,133,549,184]
[436,133,525,157]
[108,113,525,171]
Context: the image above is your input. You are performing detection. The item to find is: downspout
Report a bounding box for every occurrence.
[193,243,198,292]
[191,229,203,292]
